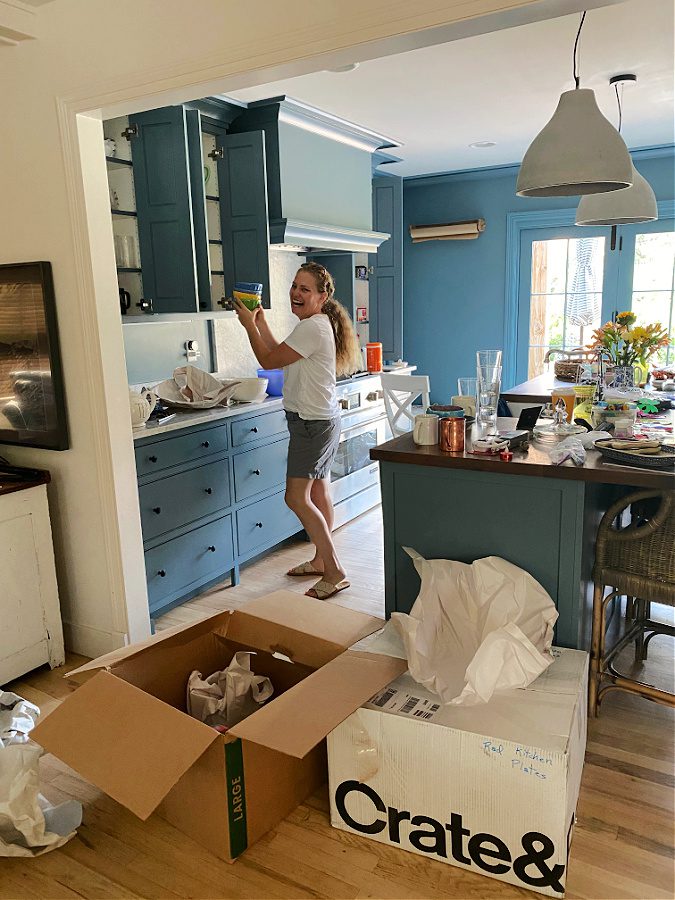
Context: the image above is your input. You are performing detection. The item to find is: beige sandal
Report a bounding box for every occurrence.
[305,579,351,600]
[287,561,324,577]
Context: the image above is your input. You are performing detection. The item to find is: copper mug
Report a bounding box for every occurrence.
[439,416,465,452]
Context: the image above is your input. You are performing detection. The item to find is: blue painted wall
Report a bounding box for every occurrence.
[403,149,675,403]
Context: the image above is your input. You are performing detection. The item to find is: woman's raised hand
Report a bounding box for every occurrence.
[232,297,258,331]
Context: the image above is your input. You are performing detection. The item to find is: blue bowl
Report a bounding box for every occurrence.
[235,281,263,293]
[257,368,284,396]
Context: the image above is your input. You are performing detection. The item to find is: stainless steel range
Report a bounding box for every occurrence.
[331,372,389,528]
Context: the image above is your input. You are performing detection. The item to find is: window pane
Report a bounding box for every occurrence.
[527,236,604,378]
[631,230,675,368]
[632,232,675,292]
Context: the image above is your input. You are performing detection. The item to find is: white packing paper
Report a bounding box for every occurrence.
[0,692,82,857]
[187,652,274,728]
[387,549,558,706]
[155,365,240,409]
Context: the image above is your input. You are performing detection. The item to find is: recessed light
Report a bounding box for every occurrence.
[327,63,360,73]
[469,141,497,149]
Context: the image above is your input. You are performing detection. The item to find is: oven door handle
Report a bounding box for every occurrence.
[338,414,388,442]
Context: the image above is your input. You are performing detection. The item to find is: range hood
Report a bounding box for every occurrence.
[228,96,401,255]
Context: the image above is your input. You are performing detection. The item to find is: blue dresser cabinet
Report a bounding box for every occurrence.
[369,175,403,359]
[134,407,301,619]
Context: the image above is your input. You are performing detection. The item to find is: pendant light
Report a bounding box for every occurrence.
[576,74,658,225]
[516,12,633,197]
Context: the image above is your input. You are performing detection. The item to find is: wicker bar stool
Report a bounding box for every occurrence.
[589,489,675,716]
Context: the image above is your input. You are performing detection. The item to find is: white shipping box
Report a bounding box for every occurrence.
[328,647,588,898]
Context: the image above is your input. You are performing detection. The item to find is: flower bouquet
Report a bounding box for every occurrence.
[588,312,670,388]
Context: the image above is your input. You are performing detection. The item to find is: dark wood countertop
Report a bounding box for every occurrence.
[371,419,675,489]
[502,373,575,403]
[0,466,51,496]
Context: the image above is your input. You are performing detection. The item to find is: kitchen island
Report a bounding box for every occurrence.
[371,420,674,649]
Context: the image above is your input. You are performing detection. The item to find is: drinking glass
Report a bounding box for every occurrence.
[476,350,503,384]
[476,364,501,432]
[457,377,477,398]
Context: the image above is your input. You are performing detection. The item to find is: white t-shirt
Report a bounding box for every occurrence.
[283,314,338,420]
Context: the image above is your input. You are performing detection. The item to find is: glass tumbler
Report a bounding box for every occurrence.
[476,364,501,432]
[457,377,478,399]
[476,350,503,383]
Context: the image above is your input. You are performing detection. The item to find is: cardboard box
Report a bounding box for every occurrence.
[32,591,407,862]
[328,647,588,898]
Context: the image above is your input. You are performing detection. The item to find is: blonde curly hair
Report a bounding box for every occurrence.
[299,262,363,377]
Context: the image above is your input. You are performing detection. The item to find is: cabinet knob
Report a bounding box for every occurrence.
[158,569,166,577]
[339,398,349,410]
[204,487,213,494]
[252,469,260,476]
[152,507,161,515]
[136,298,153,313]
[148,455,158,463]
[202,440,210,448]
[255,522,263,528]
[366,392,378,402]
[250,426,258,433]
[208,545,216,553]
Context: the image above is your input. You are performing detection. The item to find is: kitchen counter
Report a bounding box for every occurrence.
[133,368,415,440]
[371,418,673,649]
[371,418,675,490]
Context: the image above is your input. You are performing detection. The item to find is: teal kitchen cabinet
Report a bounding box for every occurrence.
[122,99,270,315]
[306,252,356,319]
[134,406,301,619]
[369,175,403,359]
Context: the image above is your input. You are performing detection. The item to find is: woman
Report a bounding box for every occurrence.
[233,262,362,600]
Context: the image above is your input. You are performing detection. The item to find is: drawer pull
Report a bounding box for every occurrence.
[202,440,210,448]
[158,569,166,577]
[204,487,213,494]
[208,545,216,552]
[148,455,158,463]
[255,522,263,528]
[152,507,161,515]
[250,426,258,433]
[252,469,261,476]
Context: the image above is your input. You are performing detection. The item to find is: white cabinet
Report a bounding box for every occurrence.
[0,482,65,685]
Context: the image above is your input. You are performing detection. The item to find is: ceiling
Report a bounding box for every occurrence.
[226,0,674,178]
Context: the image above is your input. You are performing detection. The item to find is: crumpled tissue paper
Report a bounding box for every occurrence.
[155,365,240,409]
[387,549,559,706]
[187,652,274,728]
[0,692,82,857]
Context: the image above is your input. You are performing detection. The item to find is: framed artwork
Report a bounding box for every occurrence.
[356,307,368,323]
[0,262,69,450]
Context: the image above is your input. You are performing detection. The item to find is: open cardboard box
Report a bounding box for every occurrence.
[32,591,406,861]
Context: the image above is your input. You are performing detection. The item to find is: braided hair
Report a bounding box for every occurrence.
[299,262,363,376]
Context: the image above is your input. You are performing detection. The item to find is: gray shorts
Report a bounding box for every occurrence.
[285,411,341,479]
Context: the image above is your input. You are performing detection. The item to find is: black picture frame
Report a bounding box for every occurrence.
[0,261,69,450]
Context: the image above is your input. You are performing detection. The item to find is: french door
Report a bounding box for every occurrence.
[516,218,674,383]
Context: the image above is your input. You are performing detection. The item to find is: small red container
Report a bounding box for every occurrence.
[366,342,383,373]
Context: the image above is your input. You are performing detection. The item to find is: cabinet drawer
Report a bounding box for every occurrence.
[236,492,300,558]
[233,438,288,503]
[139,458,230,542]
[231,409,287,447]
[135,424,229,476]
[145,515,234,615]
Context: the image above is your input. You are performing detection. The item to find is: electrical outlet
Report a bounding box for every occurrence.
[185,339,201,362]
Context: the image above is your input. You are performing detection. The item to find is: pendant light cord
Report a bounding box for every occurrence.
[614,82,623,133]
[573,10,587,88]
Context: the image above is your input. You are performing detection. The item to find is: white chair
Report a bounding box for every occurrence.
[381,373,431,437]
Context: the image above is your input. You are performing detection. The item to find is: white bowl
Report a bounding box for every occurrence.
[230,377,269,402]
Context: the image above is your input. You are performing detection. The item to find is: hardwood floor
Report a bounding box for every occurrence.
[3,507,674,900]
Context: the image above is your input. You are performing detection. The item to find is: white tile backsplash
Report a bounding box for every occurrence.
[212,250,304,376]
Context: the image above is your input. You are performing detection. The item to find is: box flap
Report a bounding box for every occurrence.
[230,650,407,758]
[31,671,219,819]
[226,591,383,668]
[65,611,234,682]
